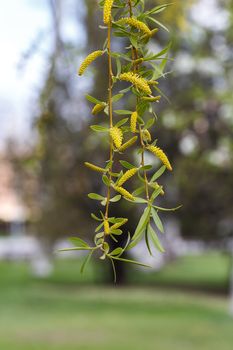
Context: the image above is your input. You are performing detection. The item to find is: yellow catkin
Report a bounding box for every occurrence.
[110,218,128,231]
[147,145,172,171]
[118,168,138,187]
[92,103,105,115]
[78,50,104,76]
[119,136,138,152]
[119,72,151,95]
[142,129,151,142]
[110,127,123,149]
[103,0,114,24]
[142,95,161,102]
[117,17,151,36]
[114,186,135,201]
[84,162,106,173]
[104,219,110,234]
[130,111,138,133]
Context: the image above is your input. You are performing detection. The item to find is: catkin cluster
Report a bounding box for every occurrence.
[110,127,123,149]
[103,0,114,24]
[147,145,172,171]
[78,50,104,76]
[117,17,152,36]
[119,72,152,95]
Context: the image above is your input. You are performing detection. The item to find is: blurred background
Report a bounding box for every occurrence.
[0,0,233,349]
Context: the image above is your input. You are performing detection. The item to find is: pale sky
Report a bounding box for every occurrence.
[0,0,81,150]
[0,0,52,148]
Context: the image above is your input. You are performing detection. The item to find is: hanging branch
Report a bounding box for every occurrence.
[60,0,179,280]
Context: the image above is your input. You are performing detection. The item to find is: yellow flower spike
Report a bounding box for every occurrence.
[104,219,110,235]
[114,186,135,201]
[110,218,128,231]
[119,136,138,152]
[110,127,123,149]
[142,129,152,142]
[92,103,105,115]
[117,17,151,36]
[84,162,106,173]
[147,145,172,171]
[119,72,151,95]
[103,0,114,24]
[118,168,138,187]
[78,50,104,76]
[130,111,138,133]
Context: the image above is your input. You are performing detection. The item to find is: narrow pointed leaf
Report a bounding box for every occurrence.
[151,207,164,233]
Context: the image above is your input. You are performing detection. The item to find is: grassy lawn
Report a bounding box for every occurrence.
[130,252,230,291]
[0,255,232,350]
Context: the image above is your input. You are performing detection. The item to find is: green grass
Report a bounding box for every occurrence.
[130,252,230,291]
[0,256,232,350]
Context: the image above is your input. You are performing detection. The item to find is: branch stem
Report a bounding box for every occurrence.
[104,23,114,225]
[128,0,150,201]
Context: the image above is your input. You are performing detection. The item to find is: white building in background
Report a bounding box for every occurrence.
[0,157,28,233]
[0,157,34,259]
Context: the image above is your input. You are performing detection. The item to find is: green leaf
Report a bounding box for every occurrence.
[145,228,153,256]
[109,256,117,283]
[126,231,144,250]
[102,175,110,186]
[119,160,135,169]
[140,165,152,171]
[151,165,166,182]
[129,36,138,49]
[80,250,93,274]
[115,58,122,76]
[144,43,171,61]
[151,207,164,233]
[148,16,169,32]
[144,118,155,130]
[132,186,145,196]
[59,247,93,252]
[110,195,121,202]
[88,193,105,201]
[91,213,102,221]
[90,125,108,132]
[150,187,163,202]
[85,94,103,104]
[115,118,129,127]
[95,231,104,239]
[134,197,148,204]
[114,110,133,115]
[110,229,123,235]
[132,206,151,241]
[69,237,89,248]
[110,247,123,256]
[95,222,104,232]
[110,256,151,268]
[153,205,183,212]
[148,224,165,253]
[112,93,124,103]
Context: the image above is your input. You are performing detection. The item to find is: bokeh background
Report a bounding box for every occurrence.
[0,0,233,349]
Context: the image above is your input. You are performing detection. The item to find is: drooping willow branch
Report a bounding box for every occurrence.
[61,0,180,280]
